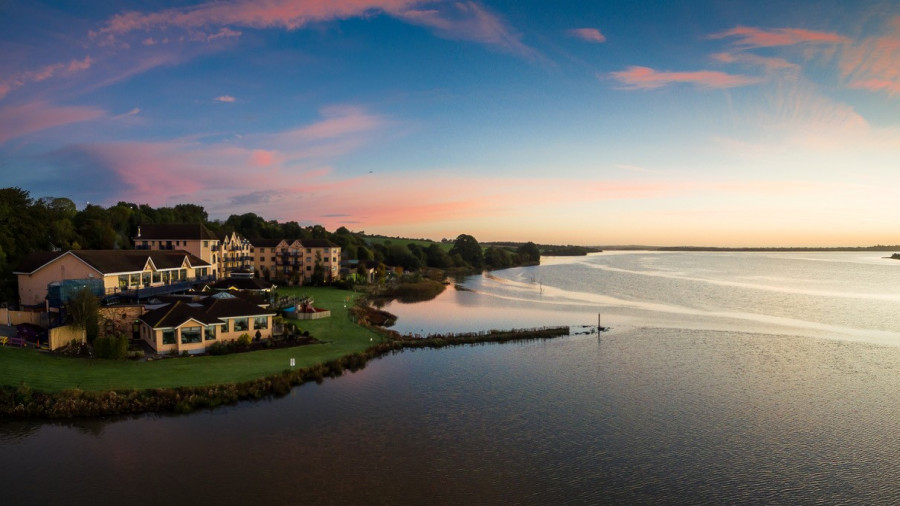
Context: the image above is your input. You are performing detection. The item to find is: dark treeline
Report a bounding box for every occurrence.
[0,187,541,303]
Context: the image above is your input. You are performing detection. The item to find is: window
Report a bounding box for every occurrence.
[152,271,161,283]
[203,240,209,248]
[142,272,151,286]
[162,271,170,284]
[181,326,202,344]
[180,269,187,280]
[306,266,311,271]
[254,316,268,330]
[118,275,128,288]
[204,325,217,340]
[233,318,249,332]
[162,329,175,345]
[130,273,140,286]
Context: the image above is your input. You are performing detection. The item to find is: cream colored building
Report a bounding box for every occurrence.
[248,238,341,283]
[138,294,275,354]
[218,231,253,278]
[14,250,213,307]
[134,224,220,277]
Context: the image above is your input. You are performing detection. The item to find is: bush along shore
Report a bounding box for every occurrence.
[0,325,569,419]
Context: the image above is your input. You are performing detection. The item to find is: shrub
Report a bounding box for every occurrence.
[93,335,129,359]
[207,341,229,355]
[237,333,252,348]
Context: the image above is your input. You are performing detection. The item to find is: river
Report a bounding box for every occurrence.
[2,251,899,504]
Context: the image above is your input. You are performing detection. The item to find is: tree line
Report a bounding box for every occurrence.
[0,187,540,303]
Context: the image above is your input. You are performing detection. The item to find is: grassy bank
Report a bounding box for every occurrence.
[0,287,379,392]
[1,325,569,418]
[0,284,570,419]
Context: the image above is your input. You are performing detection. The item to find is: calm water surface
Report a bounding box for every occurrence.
[2,252,900,504]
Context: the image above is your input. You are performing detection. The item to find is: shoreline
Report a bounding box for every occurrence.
[0,325,569,419]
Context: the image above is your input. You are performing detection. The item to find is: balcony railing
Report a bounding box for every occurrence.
[110,275,217,300]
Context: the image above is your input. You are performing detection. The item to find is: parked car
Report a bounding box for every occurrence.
[16,323,47,345]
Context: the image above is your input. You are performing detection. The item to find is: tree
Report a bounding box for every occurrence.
[484,246,511,268]
[173,203,208,223]
[425,244,453,268]
[517,242,541,264]
[449,234,483,268]
[67,287,100,342]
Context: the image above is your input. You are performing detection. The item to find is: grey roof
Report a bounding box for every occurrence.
[15,250,211,275]
[139,295,274,329]
[248,238,283,248]
[209,277,274,291]
[301,239,339,248]
[135,223,218,241]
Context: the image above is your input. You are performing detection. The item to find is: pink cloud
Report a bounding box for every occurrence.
[609,65,762,90]
[840,16,900,96]
[710,26,852,47]
[284,106,383,141]
[67,56,93,72]
[92,0,419,36]
[569,27,606,43]
[91,0,537,59]
[398,2,538,58]
[55,105,388,208]
[0,101,105,144]
[711,51,799,71]
[0,56,93,100]
[215,95,236,103]
[249,149,277,167]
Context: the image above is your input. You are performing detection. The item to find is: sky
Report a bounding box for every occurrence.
[2,0,900,247]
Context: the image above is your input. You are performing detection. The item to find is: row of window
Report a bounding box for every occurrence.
[160,316,269,345]
[118,269,189,288]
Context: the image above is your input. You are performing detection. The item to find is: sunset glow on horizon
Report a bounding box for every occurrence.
[2,1,900,247]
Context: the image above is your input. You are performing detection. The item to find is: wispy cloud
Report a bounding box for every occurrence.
[111,107,141,120]
[88,0,537,58]
[568,27,606,43]
[609,65,762,90]
[840,15,900,96]
[0,101,105,144]
[0,56,93,101]
[39,105,387,208]
[710,26,852,47]
[398,2,538,59]
[215,95,236,103]
[711,51,799,72]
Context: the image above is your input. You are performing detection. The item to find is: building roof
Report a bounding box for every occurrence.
[14,251,64,274]
[302,238,339,248]
[139,295,274,329]
[14,250,211,275]
[139,301,222,328]
[201,296,274,319]
[208,277,275,291]
[135,223,218,241]
[248,238,283,248]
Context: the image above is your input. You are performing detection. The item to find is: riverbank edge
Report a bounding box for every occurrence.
[0,325,569,419]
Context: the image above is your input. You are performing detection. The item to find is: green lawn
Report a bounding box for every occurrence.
[0,287,381,392]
